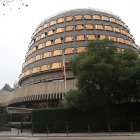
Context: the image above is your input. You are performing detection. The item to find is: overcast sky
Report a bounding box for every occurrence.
[0,0,140,88]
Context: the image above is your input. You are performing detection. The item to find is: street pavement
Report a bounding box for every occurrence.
[1,136,140,140]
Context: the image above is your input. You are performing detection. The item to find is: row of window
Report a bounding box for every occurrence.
[21,46,125,79]
[26,34,136,58]
[20,61,71,79]
[23,47,85,68]
[33,14,127,36]
[29,24,132,46]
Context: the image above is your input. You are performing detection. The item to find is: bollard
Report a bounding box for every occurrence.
[18,125,19,136]
[66,125,69,136]
[46,125,49,136]
[108,122,111,134]
[130,122,134,134]
[88,124,91,135]
[32,124,33,136]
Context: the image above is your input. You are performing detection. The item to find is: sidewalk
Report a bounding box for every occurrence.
[1,128,140,137]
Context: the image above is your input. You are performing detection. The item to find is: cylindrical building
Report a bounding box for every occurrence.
[0,9,138,108]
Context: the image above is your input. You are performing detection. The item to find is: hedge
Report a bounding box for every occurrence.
[32,102,140,132]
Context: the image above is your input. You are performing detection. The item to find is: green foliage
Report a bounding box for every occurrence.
[32,103,140,133]
[64,90,90,110]
[67,39,140,110]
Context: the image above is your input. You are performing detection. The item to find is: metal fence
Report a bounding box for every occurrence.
[1,120,140,136]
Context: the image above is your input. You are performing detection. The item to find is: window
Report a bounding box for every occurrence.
[54,38,62,44]
[84,15,92,19]
[65,48,74,54]
[30,57,35,64]
[32,47,36,53]
[41,65,50,71]
[43,52,51,58]
[53,49,62,56]
[117,38,125,44]
[32,67,40,74]
[87,35,96,40]
[108,36,117,41]
[121,30,128,36]
[65,61,71,69]
[65,36,73,42]
[117,20,123,26]
[41,33,46,39]
[117,48,124,53]
[105,25,113,31]
[57,18,64,23]
[48,30,54,36]
[114,27,120,33]
[56,27,64,33]
[102,16,109,21]
[99,35,106,40]
[93,15,101,20]
[75,15,82,20]
[95,25,104,30]
[76,35,85,41]
[110,18,116,23]
[125,40,132,46]
[65,25,73,31]
[43,23,49,29]
[51,62,61,69]
[66,16,73,21]
[35,36,41,41]
[50,20,56,26]
[25,70,31,76]
[76,47,86,53]
[46,40,53,47]
[76,24,84,30]
[38,43,45,49]
[38,26,42,32]
[35,55,42,61]
[85,24,94,29]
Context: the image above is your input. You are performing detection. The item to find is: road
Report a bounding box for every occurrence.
[0,136,140,140]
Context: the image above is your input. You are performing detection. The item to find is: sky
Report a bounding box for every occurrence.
[0,0,140,88]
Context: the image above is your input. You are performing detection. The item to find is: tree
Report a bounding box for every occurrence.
[1,83,13,91]
[13,80,19,89]
[0,0,28,15]
[65,39,140,110]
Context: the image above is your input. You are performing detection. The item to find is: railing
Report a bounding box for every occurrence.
[1,120,140,136]
[36,8,122,28]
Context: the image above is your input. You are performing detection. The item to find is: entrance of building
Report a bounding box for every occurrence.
[0,107,32,133]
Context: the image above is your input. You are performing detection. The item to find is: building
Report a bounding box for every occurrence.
[0,9,138,109]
